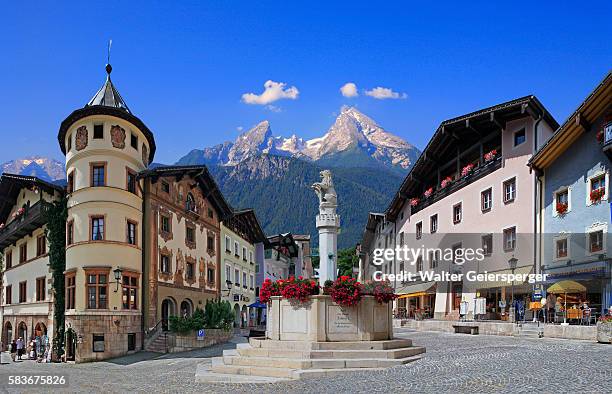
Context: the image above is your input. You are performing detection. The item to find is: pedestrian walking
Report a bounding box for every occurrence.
[16,337,24,360]
[10,340,17,362]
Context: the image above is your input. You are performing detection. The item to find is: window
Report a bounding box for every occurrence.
[399,232,405,246]
[514,128,526,147]
[234,268,240,285]
[430,214,438,234]
[556,238,568,259]
[186,262,194,280]
[555,188,569,215]
[122,273,138,310]
[86,271,108,309]
[225,236,231,252]
[503,227,516,251]
[208,208,214,218]
[503,178,516,203]
[416,256,423,272]
[5,285,12,305]
[19,281,26,303]
[234,241,240,256]
[67,171,74,194]
[36,277,46,301]
[161,181,170,194]
[131,133,138,150]
[207,235,214,252]
[482,234,493,256]
[91,163,106,187]
[36,235,46,256]
[19,243,27,263]
[66,273,76,310]
[589,174,606,203]
[91,216,105,241]
[225,264,231,284]
[428,251,438,269]
[186,225,195,245]
[160,254,171,274]
[5,250,12,269]
[416,222,422,240]
[127,333,136,351]
[249,251,254,264]
[67,133,72,151]
[93,124,104,139]
[160,215,170,233]
[127,221,137,245]
[242,272,247,288]
[481,188,492,212]
[242,247,247,261]
[250,274,254,289]
[67,221,74,245]
[207,267,215,284]
[453,203,462,224]
[93,334,105,353]
[589,230,604,253]
[126,168,137,194]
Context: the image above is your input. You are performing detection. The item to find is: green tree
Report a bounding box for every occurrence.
[337,247,359,277]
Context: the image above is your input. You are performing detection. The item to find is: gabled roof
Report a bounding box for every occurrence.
[529,71,612,171]
[0,173,64,224]
[58,64,156,163]
[225,208,269,246]
[385,96,558,221]
[360,212,385,250]
[267,233,299,258]
[139,165,233,220]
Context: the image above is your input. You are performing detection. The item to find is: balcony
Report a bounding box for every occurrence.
[601,121,612,160]
[0,202,50,249]
[411,156,502,215]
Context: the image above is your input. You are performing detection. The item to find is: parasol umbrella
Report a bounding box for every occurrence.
[547,280,587,325]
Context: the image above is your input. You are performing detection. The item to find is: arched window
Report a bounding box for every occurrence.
[186,193,196,213]
[180,299,193,318]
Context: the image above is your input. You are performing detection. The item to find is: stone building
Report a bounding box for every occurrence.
[0,175,64,348]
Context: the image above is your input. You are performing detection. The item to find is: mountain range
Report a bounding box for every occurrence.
[2,107,420,248]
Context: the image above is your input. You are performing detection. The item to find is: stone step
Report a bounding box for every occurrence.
[211,364,296,379]
[237,345,425,360]
[223,354,423,369]
[248,338,413,351]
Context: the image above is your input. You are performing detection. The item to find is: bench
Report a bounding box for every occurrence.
[452,325,479,335]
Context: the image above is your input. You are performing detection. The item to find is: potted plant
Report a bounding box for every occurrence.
[279,276,318,303]
[324,276,363,307]
[556,202,568,215]
[409,198,420,207]
[423,187,434,199]
[484,149,498,163]
[259,278,282,303]
[440,176,452,189]
[596,315,612,343]
[362,280,397,304]
[461,163,475,177]
[590,188,605,204]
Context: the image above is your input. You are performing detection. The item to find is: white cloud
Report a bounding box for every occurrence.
[236,126,244,132]
[365,86,407,100]
[241,80,299,105]
[340,82,358,98]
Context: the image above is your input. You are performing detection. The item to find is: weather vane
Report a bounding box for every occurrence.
[106,39,113,75]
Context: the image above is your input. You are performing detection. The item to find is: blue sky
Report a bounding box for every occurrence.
[1,1,610,165]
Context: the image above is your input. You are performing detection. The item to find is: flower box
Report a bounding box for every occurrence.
[484,149,497,162]
[461,163,475,177]
[590,188,605,203]
[556,202,568,215]
[440,176,453,189]
[423,187,433,199]
[409,198,420,207]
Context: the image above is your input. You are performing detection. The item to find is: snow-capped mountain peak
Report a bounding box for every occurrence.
[1,156,65,181]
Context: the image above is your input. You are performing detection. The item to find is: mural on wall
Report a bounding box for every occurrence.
[110,125,126,149]
[142,144,149,167]
[75,126,88,151]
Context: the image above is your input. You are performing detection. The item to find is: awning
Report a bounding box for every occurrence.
[474,265,533,289]
[396,282,436,298]
[248,301,267,309]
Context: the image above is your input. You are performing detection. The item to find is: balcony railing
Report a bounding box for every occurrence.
[0,201,50,249]
[411,156,502,215]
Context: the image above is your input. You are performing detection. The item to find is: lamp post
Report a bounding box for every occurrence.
[508,257,518,323]
[222,280,233,297]
[113,268,123,293]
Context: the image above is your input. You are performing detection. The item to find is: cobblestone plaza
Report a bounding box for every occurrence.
[1,329,610,393]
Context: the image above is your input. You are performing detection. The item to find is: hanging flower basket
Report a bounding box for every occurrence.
[484,149,498,162]
[423,187,433,199]
[556,202,568,215]
[590,188,605,204]
[440,176,453,189]
[461,163,475,177]
[409,198,420,207]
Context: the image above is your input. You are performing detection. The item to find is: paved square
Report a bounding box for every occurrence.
[1,329,610,393]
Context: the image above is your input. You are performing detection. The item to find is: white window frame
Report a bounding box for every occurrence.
[586,170,609,206]
[225,235,231,252]
[552,186,572,217]
[225,263,232,284]
[234,241,239,256]
[481,187,493,212]
[552,233,570,262]
[452,202,462,224]
[503,226,517,251]
[250,274,254,289]
[430,214,438,234]
[234,268,240,285]
[249,251,254,264]
[586,222,607,256]
[502,176,517,203]
[416,221,423,240]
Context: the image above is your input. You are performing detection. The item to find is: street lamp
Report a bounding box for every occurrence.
[113,268,123,292]
[222,280,233,297]
[508,257,518,323]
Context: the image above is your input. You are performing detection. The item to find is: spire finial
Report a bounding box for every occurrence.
[105,39,113,76]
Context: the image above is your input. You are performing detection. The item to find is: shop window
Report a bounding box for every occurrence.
[503,178,516,203]
[122,273,138,310]
[93,334,105,352]
[86,271,108,309]
[503,227,516,251]
[481,188,492,212]
[453,203,462,224]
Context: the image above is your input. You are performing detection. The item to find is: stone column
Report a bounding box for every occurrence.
[316,211,340,284]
